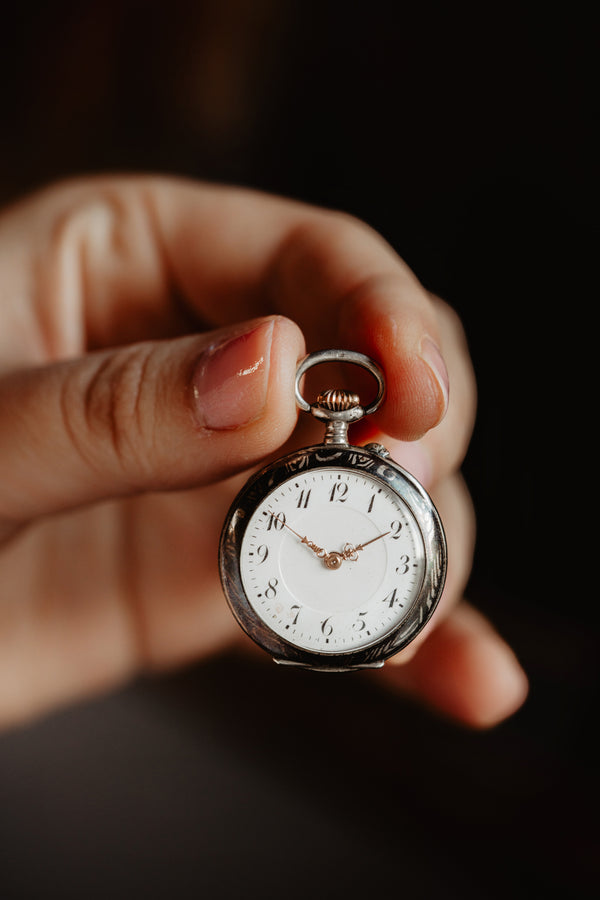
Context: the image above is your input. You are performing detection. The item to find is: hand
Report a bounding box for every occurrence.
[0,175,527,730]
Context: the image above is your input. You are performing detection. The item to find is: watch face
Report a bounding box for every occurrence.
[240,467,425,654]
[220,446,446,668]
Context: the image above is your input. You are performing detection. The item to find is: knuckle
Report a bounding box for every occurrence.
[62,345,157,483]
[298,209,385,256]
[48,187,122,267]
[42,182,165,351]
[271,210,404,324]
[277,208,387,273]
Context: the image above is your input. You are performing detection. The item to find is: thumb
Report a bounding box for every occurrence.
[0,316,304,531]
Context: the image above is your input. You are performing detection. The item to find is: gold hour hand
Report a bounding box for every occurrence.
[268,510,328,559]
[301,536,329,560]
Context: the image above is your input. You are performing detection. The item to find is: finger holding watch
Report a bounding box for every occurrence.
[0,176,527,729]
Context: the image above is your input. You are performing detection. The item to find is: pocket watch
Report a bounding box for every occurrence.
[219,349,447,671]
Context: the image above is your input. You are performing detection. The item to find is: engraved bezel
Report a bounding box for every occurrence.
[219,443,447,671]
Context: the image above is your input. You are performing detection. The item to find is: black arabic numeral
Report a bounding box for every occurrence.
[296,489,311,508]
[396,555,410,575]
[265,578,278,600]
[382,587,403,609]
[266,511,285,531]
[390,520,403,539]
[256,544,269,564]
[353,611,368,631]
[329,482,348,503]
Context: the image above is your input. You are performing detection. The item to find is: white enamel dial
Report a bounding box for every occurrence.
[239,467,426,654]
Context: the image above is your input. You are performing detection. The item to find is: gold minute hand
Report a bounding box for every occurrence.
[354,530,391,552]
[344,530,391,559]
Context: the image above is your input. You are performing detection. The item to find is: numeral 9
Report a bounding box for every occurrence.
[256,544,269,564]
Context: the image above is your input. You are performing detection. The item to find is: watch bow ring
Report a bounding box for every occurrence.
[219,349,447,671]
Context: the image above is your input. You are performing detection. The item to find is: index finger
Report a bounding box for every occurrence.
[153,180,450,441]
[155,181,449,440]
[7,176,449,439]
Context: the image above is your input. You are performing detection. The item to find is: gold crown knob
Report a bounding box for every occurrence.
[315,389,361,412]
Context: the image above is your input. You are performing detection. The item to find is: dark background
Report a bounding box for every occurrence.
[0,2,596,898]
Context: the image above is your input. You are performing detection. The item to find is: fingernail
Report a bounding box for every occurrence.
[420,336,449,421]
[192,320,274,430]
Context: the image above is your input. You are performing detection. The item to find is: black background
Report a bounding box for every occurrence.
[0,2,596,898]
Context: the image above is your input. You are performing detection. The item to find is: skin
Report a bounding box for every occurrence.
[0,175,528,730]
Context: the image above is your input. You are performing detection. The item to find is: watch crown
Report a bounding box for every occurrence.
[364,442,390,458]
[316,389,361,411]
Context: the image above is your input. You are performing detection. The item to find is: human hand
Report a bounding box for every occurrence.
[0,176,528,730]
